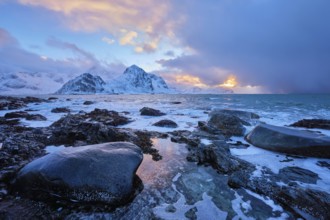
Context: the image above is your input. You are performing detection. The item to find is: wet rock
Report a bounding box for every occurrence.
[83,101,94,105]
[317,161,330,170]
[0,117,20,126]
[26,114,47,121]
[165,204,176,213]
[276,187,330,220]
[51,107,70,113]
[140,107,165,116]
[0,96,45,110]
[278,166,319,184]
[4,111,29,119]
[51,108,130,128]
[188,141,251,174]
[246,124,330,158]
[170,101,182,105]
[185,207,197,220]
[153,120,178,128]
[210,109,260,121]
[48,111,161,160]
[290,119,330,130]
[21,96,45,104]
[47,97,58,101]
[14,142,143,205]
[86,108,131,126]
[207,111,248,137]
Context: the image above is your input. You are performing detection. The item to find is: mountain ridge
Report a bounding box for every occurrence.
[56,65,172,95]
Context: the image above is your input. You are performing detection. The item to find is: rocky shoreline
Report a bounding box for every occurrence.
[0,95,329,219]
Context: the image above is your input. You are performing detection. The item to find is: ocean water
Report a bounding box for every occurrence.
[2,94,330,136]
[3,94,330,219]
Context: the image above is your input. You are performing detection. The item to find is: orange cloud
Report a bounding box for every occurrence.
[219,75,238,88]
[18,0,179,53]
[174,74,207,88]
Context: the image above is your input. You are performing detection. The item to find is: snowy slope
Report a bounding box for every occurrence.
[55,73,106,95]
[0,71,66,95]
[104,65,171,94]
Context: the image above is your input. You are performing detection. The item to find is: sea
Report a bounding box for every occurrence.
[1,94,330,219]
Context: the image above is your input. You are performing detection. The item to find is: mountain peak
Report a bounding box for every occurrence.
[123,65,145,75]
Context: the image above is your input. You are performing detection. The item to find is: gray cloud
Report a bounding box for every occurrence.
[167,0,330,93]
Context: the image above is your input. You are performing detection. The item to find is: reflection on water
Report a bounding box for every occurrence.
[136,138,188,189]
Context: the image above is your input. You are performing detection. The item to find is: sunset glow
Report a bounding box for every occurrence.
[175,75,207,88]
[219,75,238,88]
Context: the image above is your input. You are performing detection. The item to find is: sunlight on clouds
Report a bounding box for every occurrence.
[175,75,207,88]
[18,0,178,53]
[219,75,237,88]
[119,30,138,45]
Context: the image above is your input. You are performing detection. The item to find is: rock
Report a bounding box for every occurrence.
[0,117,20,126]
[185,207,197,220]
[26,114,47,121]
[194,142,250,174]
[153,120,178,128]
[290,119,330,130]
[276,187,330,220]
[4,111,47,121]
[51,107,71,113]
[210,109,260,120]
[14,142,143,205]
[4,111,29,119]
[83,101,94,105]
[246,124,330,158]
[165,204,176,213]
[140,107,165,116]
[170,101,181,105]
[48,97,58,101]
[207,111,247,137]
[278,166,319,184]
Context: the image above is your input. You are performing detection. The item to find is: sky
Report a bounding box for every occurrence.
[0,0,330,93]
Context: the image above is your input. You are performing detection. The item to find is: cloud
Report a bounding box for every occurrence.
[0,28,112,76]
[18,0,181,53]
[166,0,330,93]
[0,28,19,47]
[164,50,175,57]
[102,36,115,45]
[119,30,138,45]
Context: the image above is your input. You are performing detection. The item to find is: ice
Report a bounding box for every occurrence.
[45,145,66,153]
[230,138,330,192]
[195,193,228,220]
[200,138,212,145]
[245,190,283,212]
[231,192,254,220]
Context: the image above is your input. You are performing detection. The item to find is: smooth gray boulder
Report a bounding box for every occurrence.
[14,142,143,205]
[246,124,330,158]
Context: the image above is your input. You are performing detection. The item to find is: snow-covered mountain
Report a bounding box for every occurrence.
[55,73,106,95]
[0,71,66,95]
[104,65,170,94]
[56,65,172,95]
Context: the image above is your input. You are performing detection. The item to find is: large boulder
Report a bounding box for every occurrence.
[290,119,330,130]
[14,142,143,205]
[140,107,165,116]
[246,124,330,158]
[153,119,178,128]
[207,111,249,137]
[210,109,260,121]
